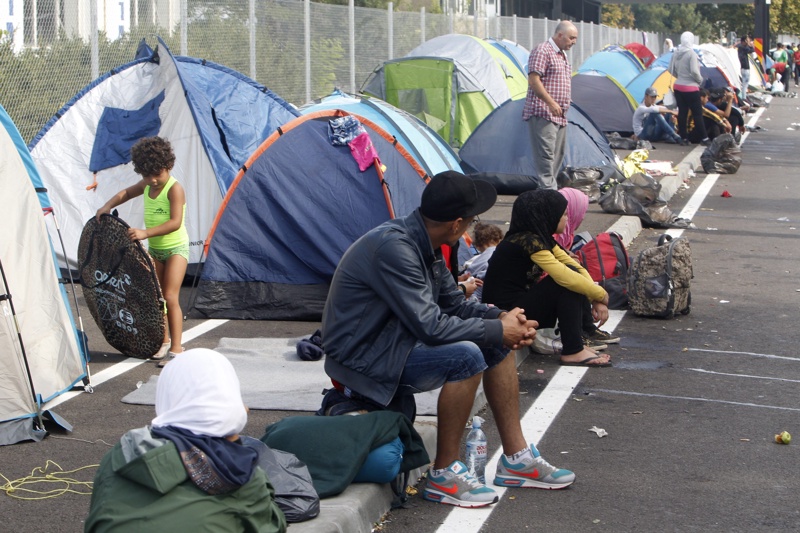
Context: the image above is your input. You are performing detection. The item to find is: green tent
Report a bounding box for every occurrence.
[361,34,528,149]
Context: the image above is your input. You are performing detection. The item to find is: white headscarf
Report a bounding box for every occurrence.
[152,348,247,438]
[680,32,695,49]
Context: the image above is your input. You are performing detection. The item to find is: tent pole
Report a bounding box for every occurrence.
[0,257,45,430]
[43,207,93,391]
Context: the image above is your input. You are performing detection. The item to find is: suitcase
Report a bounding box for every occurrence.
[628,234,693,318]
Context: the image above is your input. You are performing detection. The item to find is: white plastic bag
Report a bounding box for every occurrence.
[531,328,562,355]
[772,80,785,93]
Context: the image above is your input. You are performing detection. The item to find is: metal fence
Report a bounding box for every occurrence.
[0,0,662,143]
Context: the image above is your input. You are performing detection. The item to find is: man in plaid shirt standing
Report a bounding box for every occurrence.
[524,21,578,190]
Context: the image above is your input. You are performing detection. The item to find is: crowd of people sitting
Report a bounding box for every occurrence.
[631,32,794,150]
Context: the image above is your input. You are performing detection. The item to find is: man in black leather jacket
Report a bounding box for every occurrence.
[322,171,576,509]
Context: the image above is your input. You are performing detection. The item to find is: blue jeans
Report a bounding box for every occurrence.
[741,69,750,90]
[398,341,510,394]
[639,112,680,143]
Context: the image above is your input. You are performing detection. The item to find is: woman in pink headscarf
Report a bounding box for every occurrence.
[554,188,589,251]
[554,188,621,350]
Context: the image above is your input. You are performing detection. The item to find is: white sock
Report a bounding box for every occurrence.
[507,446,533,463]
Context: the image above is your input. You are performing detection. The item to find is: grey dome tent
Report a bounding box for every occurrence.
[571,71,638,134]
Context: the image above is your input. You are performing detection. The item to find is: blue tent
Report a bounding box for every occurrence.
[459,99,615,194]
[578,47,644,87]
[29,38,300,270]
[1,104,90,445]
[192,110,429,320]
[300,90,461,177]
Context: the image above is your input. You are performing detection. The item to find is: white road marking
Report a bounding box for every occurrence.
[687,347,800,361]
[43,319,228,410]
[688,368,800,383]
[590,388,800,412]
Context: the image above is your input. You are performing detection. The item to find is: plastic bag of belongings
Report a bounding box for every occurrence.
[700,133,742,174]
[598,172,692,228]
[557,164,626,203]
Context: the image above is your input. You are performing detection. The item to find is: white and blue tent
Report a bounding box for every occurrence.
[1,104,90,445]
[29,38,300,271]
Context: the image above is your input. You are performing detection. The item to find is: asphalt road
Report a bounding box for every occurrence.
[2,95,797,533]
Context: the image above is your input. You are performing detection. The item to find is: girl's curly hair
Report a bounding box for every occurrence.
[130,136,176,177]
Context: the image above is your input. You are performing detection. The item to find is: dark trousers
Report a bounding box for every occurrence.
[688,119,722,143]
[516,276,587,355]
[675,89,707,141]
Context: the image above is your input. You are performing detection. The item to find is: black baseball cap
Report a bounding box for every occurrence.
[419,171,497,222]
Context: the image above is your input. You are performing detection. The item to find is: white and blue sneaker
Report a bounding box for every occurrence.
[494,443,575,489]
[423,460,499,508]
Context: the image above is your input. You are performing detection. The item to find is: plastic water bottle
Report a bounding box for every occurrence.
[465,416,487,484]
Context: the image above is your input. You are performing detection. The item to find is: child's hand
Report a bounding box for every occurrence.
[95,206,110,221]
[127,228,148,241]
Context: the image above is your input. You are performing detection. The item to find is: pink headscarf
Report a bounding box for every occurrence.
[554,188,589,250]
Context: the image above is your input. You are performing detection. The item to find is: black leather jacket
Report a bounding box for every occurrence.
[322,209,505,406]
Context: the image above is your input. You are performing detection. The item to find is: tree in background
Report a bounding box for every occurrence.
[601,4,635,29]
[769,0,800,39]
[627,4,714,41]
[696,4,754,41]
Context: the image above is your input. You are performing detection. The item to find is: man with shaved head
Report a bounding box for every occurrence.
[523,20,578,190]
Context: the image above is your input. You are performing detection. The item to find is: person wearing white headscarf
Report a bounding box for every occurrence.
[669,31,709,145]
[85,349,287,533]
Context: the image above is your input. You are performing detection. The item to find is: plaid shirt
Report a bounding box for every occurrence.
[523,38,571,126]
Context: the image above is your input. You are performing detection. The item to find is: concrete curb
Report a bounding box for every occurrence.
[290,421,438,533]
[659,147,702,202]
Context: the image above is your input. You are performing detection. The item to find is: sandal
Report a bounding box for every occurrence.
[560,355,612,368]
[157,347,184,368]
[151,341,171,361]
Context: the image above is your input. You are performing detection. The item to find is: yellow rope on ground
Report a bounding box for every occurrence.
[0,460,98,500]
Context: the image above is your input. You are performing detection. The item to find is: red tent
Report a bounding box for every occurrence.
[625,43,656,68]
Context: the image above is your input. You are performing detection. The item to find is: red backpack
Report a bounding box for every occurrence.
[576,232,630,310]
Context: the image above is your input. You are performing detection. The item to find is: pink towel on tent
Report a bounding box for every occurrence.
[349,132,381,172]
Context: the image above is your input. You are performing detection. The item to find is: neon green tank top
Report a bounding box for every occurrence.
[144,176,189,249]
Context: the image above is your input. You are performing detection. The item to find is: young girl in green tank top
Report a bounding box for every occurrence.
[96,136,188,367]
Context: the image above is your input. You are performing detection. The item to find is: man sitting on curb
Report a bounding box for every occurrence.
[321,171,576,509]
[632,87,685,145]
